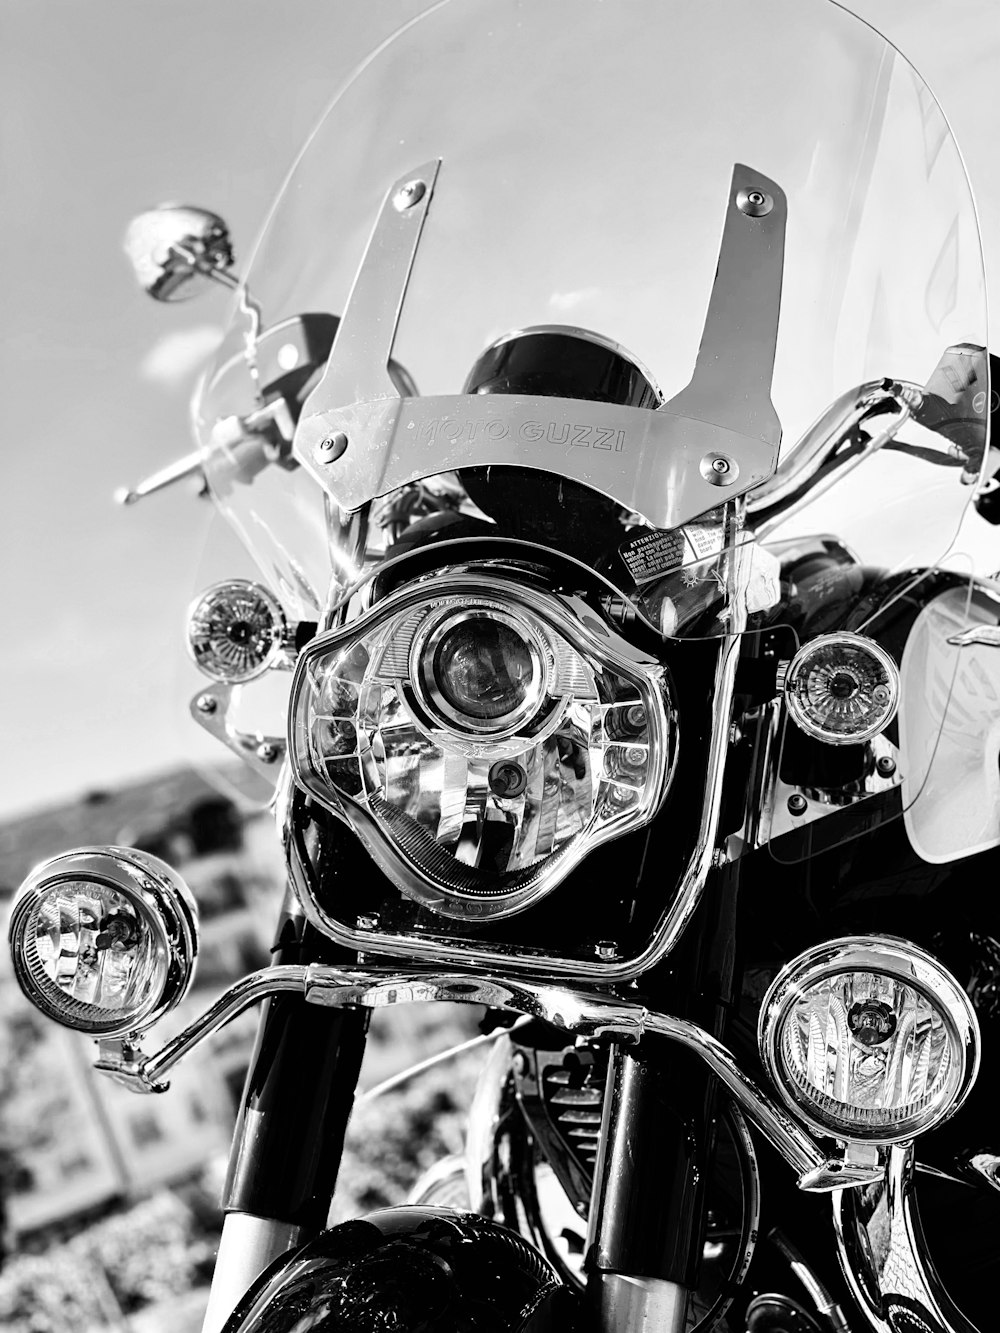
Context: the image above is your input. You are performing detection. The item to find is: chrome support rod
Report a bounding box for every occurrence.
[96,967,307,1092]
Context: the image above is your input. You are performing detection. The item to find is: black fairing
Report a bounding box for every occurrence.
[221,1207,581,1333]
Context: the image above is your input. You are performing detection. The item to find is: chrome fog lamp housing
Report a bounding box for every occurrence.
[783,633,898,745]
[759,936,978,1144]
[8,847,198,1038]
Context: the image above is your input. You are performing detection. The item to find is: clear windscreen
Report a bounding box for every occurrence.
[191,0,990,850]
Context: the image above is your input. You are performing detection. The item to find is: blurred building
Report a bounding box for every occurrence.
[0,766,283,1241]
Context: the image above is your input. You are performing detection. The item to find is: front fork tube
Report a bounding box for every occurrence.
[586,1043,717,1331]
[202,917,369,1333]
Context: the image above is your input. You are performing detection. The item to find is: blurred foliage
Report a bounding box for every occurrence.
[0,1030,487,1330]
[0,1192,214,1332]
[332,1055,480,1221]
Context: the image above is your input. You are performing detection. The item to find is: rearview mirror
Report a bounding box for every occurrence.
[123,204,237,301]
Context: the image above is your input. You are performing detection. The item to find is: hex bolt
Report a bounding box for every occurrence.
[701,453,740,487]
[736,186,774,217]
[357,913,380,931]
[393,179,427,212]
[256,742,279,764]
[316,431,349,464]
[787,793,808,816]
[872,685,891,705]
[595,940,619,960]
[195,694,218,715]
[876,755,897,778]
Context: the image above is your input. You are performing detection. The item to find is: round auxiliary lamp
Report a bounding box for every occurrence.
[782,633,899,745]
[187,579,289,684]
[8,847,199,1039]
[758,936,979,1145]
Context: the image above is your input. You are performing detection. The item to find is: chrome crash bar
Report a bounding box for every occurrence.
[96,966,981,1333]
[97,964,871,1192]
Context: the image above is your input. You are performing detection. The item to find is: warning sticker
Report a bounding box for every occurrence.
[619,529,685,584]
[619,524,727,585]
[683,524,726,562]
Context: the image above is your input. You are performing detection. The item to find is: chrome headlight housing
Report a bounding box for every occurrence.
[759,936,979,1144]
[289,570,676,920]
[8,847,198,1038]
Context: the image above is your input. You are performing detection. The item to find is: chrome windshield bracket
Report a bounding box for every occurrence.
[293,162,787,529]
[295,157,440,470]
[189,681,287,780]
[833,1143,981,1333]
[665,163,785,447]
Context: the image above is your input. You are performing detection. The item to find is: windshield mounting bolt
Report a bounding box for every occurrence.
[195,694,217,715]
[787,793,808,816]
[736,186,774,217]
[876,754,897,778]
[393,179,427,212]
[595,940,619,960]
[357,913,380,931]
[701,453,740,487]
[255,741,279,764]
[316,432,348,464]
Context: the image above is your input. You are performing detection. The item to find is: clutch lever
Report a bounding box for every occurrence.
[114,396,296,507]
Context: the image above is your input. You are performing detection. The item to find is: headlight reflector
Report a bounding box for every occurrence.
[8,848,198,1037]
[418,609,544,731]
[759,936,978,1143]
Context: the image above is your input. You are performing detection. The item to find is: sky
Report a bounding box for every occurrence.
[3,0,1000,817]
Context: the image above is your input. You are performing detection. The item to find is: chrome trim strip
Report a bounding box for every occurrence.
[96,965,856,1189]
[833,1144,980,1333]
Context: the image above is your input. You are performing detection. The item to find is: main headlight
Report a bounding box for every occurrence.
[759,936,979,1144]
[8,847,198,1038]
[289,570,676,920]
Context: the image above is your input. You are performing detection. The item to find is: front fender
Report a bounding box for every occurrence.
[221,1206,581,1332]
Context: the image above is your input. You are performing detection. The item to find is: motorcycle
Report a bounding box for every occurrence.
[10,0,1000,1329]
